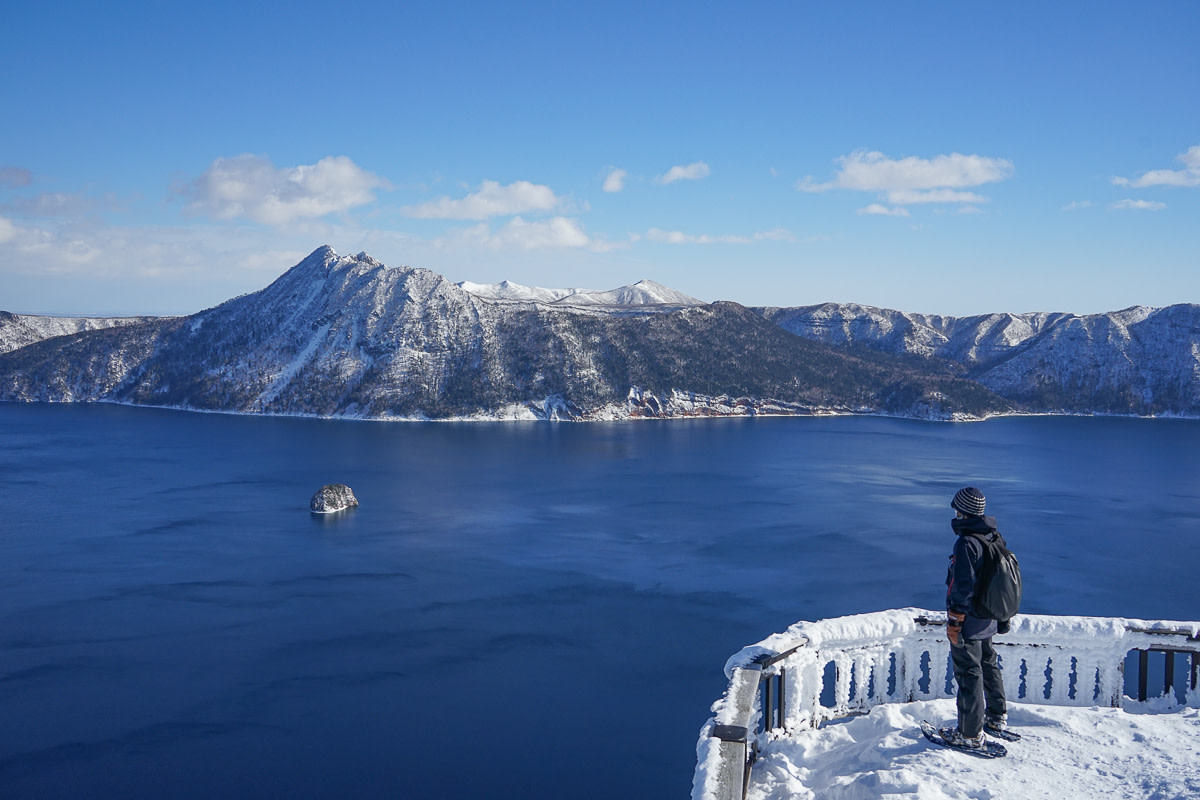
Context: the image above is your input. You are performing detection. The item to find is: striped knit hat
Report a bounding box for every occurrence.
[951,487,986,517]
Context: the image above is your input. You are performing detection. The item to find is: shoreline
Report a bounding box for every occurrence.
[3,398,1198,424]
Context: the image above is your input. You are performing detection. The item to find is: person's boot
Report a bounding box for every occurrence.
[943,727,986,749]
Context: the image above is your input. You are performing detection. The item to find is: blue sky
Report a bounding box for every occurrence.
[2,1,1197,316]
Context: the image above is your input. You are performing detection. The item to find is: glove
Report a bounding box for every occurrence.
[947,611,966,646]
[996,619,1011,635]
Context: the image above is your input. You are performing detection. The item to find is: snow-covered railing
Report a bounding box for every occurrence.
[692,608,1200,800]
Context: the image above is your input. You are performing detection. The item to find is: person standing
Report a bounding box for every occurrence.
[944,486,1009,748]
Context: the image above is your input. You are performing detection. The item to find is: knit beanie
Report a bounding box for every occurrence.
[951,487,986,517]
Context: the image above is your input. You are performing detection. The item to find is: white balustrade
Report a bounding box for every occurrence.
[693,608,1200,800]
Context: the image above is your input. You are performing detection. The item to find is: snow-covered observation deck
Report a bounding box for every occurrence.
[693,609,1200,800]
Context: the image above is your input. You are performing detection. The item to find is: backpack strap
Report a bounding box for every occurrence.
[967,530,1006,554]
[964,532,998,608]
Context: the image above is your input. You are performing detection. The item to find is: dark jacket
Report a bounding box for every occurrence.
[946,515,1004,641]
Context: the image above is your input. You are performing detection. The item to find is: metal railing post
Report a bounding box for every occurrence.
[762,674,774,732]
[779,667,786,730]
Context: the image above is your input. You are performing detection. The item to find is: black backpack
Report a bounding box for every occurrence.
[969,533,1022,622]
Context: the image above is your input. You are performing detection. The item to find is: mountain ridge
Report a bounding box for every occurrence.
[0,246,1008,421]
[0,310,157,355]
[457,278,703,309]
[755,301,1200,416]
[458,278,700,309]
[2,246,1197,420]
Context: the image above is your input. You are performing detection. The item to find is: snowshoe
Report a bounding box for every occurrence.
[985,719,1021,741]
[920,720,1007,758]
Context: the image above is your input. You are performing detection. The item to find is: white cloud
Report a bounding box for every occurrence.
[1112,145,1200,188]
[181,154,388,227]
[2,191,106,219]
[602,168,627,193]
[0,215,295,280]
[884,189,989,205]
[645,227,793,244]
[0,215,18,244]
[0,167,34,189]
[234,248,315,273]
[753,228,794,242]
[857,204,910,217]
[402,180,561,219]
[454,216,616,252]
[658,161,710,184]
[0,214,353,314]
[798,150,1012,209]
[0,217,131,274]
[1111,198,1166,211]
[800,150,1013,192]
[1063,200,1094,211]
[492,216,589,249]
[647,228,731,244]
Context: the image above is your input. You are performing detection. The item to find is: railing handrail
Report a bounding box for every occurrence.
[692,609,1200,800]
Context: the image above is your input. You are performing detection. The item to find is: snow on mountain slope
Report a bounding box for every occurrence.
[0,311,154,355]
[162,246,487,416]
[0,246,1007,420]
[560,279,704,308]
[457,280,577,303]
[459,278,703,309]
[3,246,1195,419]
[758,301,1200,415]
[758,302,1068,365]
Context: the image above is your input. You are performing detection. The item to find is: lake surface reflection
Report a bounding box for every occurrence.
[1,404,1197,798]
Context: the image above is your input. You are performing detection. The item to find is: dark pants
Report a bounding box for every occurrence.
[951,636,1006,737]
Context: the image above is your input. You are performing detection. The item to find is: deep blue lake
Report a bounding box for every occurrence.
[2,404,1198,798]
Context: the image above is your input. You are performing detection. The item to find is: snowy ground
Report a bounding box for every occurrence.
[747,699,1200,800]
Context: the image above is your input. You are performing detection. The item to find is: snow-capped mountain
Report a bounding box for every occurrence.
[3,247,1196,419]
[457,280,577,304]
[458,278,703,310]
[0,311,154,355]
[756,302,1200,416]
[0,247,1003,421]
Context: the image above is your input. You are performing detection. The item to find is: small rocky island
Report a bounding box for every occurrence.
[310,484,359,514]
